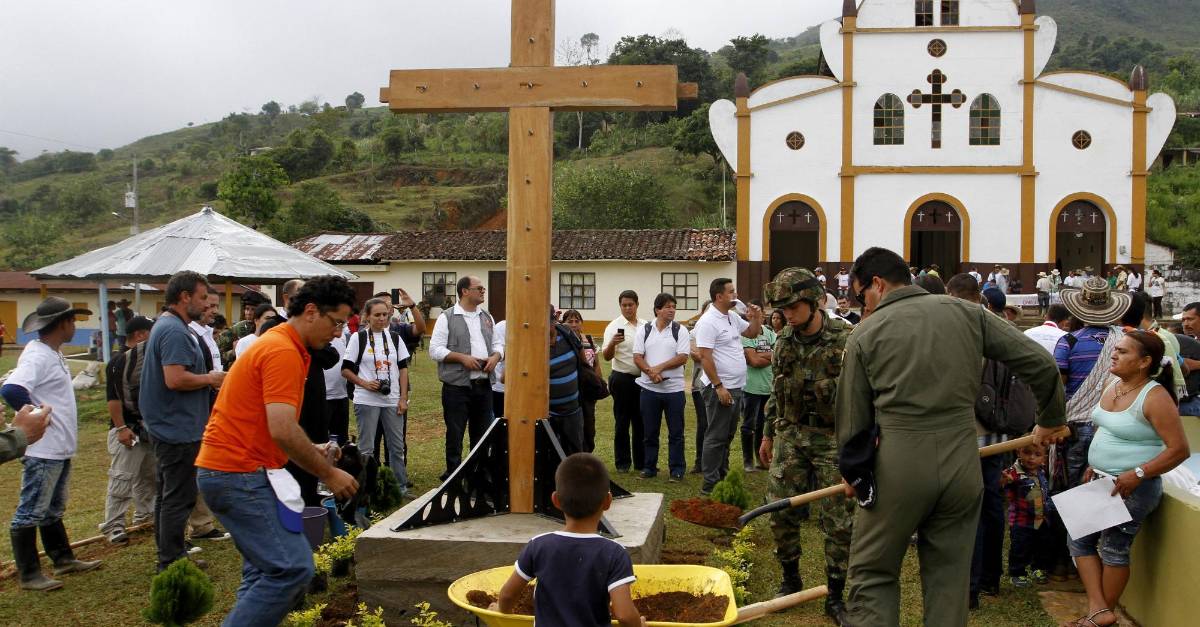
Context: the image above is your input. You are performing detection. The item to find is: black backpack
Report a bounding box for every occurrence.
[642,321,681,343]
[345,329,407,397]
[975,359,1038,437]
[121,343,146,418]
[560,325,609,401]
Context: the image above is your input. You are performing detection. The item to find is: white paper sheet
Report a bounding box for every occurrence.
[1050,477,1133,540]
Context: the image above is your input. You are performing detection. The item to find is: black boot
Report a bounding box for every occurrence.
[776,559,803,598]
[741,432,757,472]
[824,578,850,626]
[39,520,101,577]
[10,527,62,591]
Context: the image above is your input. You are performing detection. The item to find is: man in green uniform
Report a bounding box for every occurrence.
[836,248,1066,627]
[760,268,854,625]
[216,290,269,367]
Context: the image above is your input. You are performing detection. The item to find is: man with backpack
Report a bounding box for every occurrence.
[100,316,156,546]
[632,293,690,481]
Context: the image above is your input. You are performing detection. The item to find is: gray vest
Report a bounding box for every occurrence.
[436,308,496,387]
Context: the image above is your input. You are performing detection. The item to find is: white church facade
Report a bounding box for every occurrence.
[709,0,1177,294]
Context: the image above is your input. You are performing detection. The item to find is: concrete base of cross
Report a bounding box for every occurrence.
[356,491,666,625]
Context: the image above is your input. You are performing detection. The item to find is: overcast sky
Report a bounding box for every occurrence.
[0,0,841,160]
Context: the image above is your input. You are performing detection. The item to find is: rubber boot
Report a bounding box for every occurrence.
[775,559,803,598]
[740,431,757,472]
[10,527,62,591]
[824,578,850,626]
[40,520,101,576]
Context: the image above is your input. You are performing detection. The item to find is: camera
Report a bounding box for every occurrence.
[376,379,392,396]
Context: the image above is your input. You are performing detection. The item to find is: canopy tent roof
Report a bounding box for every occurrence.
[32,206,356,284]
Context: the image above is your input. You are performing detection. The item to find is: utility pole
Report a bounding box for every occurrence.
[125,158,141,309]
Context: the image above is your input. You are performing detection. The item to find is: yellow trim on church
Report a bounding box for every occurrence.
[735,95,751,262]
[1047,192,1118,265]
[903,193,972,263]
[761,194,829,263]
[1019,11,1037,264]
[1131,87,1149,264]
[839,14,857,262]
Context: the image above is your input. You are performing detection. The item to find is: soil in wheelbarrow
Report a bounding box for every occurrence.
[467,587,728,624]
[634,591,730,623]
[467,586,536,615]
[670,497,742,529]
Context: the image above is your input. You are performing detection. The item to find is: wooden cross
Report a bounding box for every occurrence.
[380,0,696,514]
[907,69,966,149]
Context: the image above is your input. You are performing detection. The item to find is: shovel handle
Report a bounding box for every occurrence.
[733,585,828,623]
[737,427,1070,527]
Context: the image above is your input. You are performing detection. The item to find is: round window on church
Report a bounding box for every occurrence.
[785,131,806,150]
[927,39,948,58]
[1072,130,1093,150]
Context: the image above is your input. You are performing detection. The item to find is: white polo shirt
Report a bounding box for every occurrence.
[603,316,646,376]
[632,320,691,394]
[693,305,750,390]
[1025,322,1067,355]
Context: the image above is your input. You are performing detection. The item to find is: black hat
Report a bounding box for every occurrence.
[126,316,154,335]
[838,424,880,509]
[21,297,92,333]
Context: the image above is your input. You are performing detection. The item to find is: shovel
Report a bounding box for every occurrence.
[733,427,1071,528]
[733,585,828,624]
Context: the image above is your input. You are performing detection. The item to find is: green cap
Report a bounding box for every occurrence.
[764,267,824,309]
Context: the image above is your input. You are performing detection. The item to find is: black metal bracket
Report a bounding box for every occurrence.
[390,417,630,536]
[391,418,510,531]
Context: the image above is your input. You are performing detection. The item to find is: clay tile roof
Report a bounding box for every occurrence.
[300,229,736,263]
[290,233,395,263]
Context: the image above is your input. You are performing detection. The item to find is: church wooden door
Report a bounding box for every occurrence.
[909,200,962,275]
[1054,201,1105,274]
[769,201,821,278]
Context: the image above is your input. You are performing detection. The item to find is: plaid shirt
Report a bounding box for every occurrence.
[1002,461,1051,529]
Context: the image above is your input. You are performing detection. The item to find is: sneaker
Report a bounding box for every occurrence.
[639,469,657,479]
[700,484,714,496]
[107,531,129,546]
[1030,569,1048,585]
[668,473,683,482]
[1011,575,1031,589]
[743,463,758,473]
[185,542,203,555]
[191,528,231,541]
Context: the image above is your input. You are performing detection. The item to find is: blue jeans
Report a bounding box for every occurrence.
[1177,397,1200,417]
[197,468,314,627]
[1069,476,1162,567]
[355,404,407,495]
[1065,423,1096,488]
[640,389,686,476]
[11,457,71,528]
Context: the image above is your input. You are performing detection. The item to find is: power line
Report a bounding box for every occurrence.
[0,128,104,152]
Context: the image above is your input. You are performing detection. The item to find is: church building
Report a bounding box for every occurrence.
[708,0,1177,294]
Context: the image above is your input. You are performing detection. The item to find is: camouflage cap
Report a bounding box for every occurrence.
[764,267,825,309]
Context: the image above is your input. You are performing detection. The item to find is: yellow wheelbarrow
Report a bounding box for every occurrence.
[448,564,826,626]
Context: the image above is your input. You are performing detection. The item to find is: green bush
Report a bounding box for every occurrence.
[710,468,752,510]
[142,559,214,627]
[372,465,405,514]
[712,525,755,605]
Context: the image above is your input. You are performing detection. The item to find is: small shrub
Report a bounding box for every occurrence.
[317,525,362,575]
[350,603,387,627]
[142,559,215,626]
[284,603,327,627]
[373,467,405,514]
[712,525,755,606]
[411,601,453,627]
[710,468,752,510]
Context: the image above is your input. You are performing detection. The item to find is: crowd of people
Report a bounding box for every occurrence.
[0,251,1194,626]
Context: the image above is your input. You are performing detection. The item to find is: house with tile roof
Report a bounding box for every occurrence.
[292,229,737,333]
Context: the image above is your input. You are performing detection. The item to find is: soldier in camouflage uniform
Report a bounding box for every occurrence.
[215,290,269,367]
[760,267,854,626]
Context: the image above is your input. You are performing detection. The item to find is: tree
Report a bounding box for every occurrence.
[97,148,115,161]
[297,99,320,115]
[672,103,722,165]
[217,155,288,227]
[723,34,778,86]
[261,101,282,119]
[272,181,379,241]
[379,124,423,161]
[554,164,672,229]
[1,212,63,269]
[270,128,335,181]
[345,91,365,112]
[0,147,16,176]
[608,35,716,123]
[581,32,600,62]
[333,138,359,171]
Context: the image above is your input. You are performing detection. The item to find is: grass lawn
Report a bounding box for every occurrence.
[0,349,1054,626]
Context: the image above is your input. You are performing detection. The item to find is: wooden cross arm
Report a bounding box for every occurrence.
[379,65,698,113]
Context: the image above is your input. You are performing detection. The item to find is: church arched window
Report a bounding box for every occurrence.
[969,94,1001,146]
[874,94,905,145]
[915,1,934,26]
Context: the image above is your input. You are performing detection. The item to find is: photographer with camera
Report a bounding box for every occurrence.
[342,298,411,498]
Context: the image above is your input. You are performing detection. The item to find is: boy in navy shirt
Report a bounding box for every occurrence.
[497,453,646,626]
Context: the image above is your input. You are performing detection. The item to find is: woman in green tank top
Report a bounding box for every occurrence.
[1066,331,1190,627]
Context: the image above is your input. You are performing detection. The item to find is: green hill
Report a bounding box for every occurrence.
[1041,0,1200,57]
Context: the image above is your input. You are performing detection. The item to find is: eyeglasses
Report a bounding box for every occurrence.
[469,286,486,292]
[322,313,347,331]
[854,278,874,308]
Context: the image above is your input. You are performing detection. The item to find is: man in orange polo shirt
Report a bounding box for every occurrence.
[196,276,358,626]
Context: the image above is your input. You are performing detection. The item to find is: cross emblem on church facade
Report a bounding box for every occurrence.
[907,69,967,149]
[380,0,695,515]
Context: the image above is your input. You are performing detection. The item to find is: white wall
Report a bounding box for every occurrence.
[857,0,1019,29]
[338,260,737,329]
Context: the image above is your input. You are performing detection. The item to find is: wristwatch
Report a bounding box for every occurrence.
[1134,466,1146,479]
[713,381,724,389]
